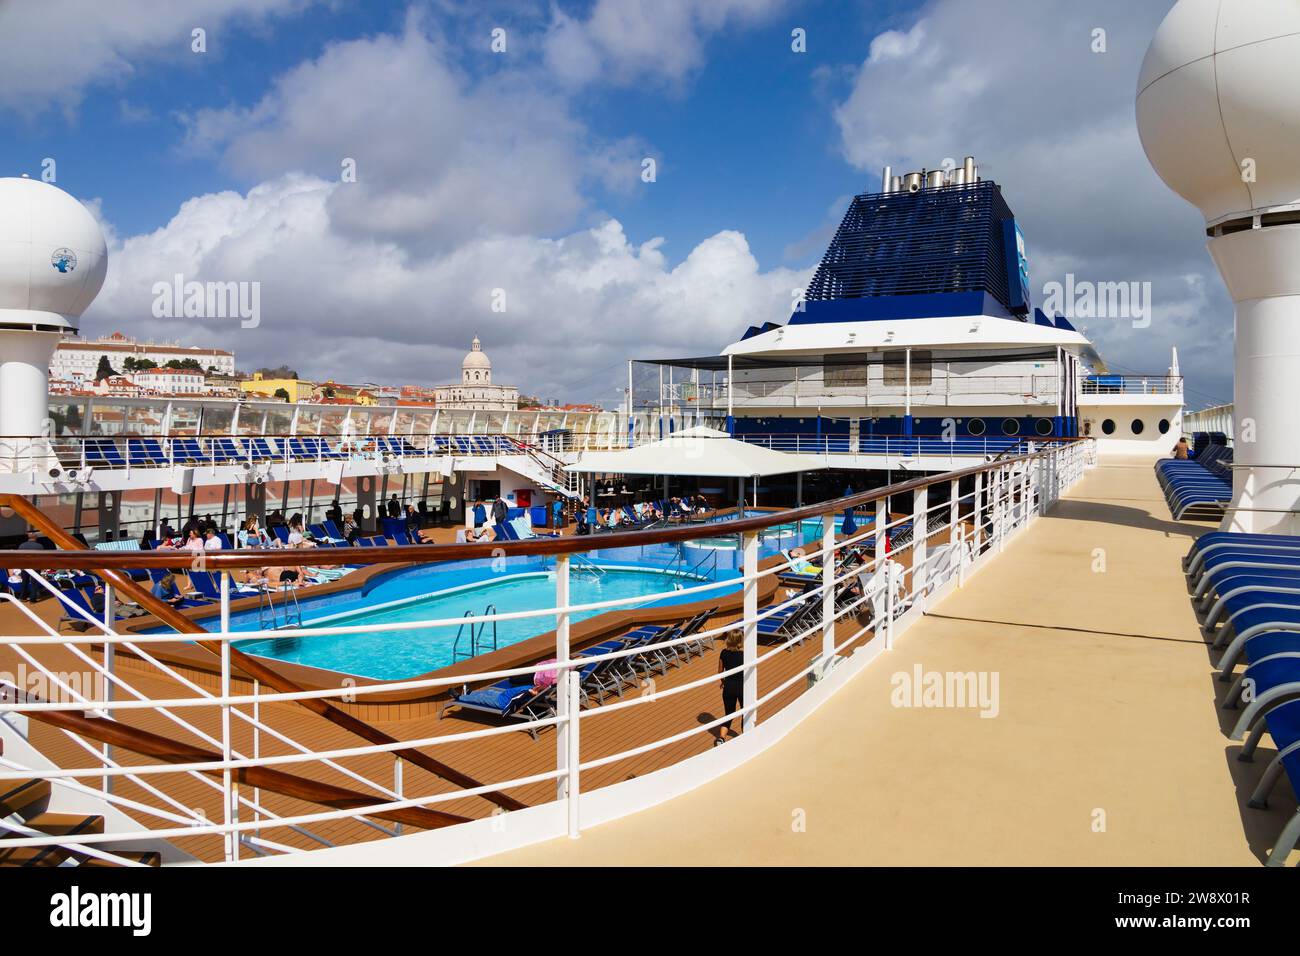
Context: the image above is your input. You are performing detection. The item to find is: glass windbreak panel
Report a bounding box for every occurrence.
[317,407,350,436]
[126,401,166,435]
[392,409,417,436]
[365,408,392,436]
[46,400,88,438]
[168,402,203,436]
[408,410,435,436]
[441,411,470,435]
[262,405,294,439]
[87,401,133,436]
[203,403,235,436]
[235,404,270,436]
[481,411,506,433]
[293,406,324,436]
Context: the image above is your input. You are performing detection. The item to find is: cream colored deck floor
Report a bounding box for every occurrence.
[479,459,1299,866]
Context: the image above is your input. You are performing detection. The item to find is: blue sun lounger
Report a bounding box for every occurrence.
[210,437,245,463]
[55,587,126,632]
[126,437,169,466]
[171,437,212,465]
[83,437,126,468]
[247,437,280,461]
[441,678,556,737]
[1236,698,1300,866]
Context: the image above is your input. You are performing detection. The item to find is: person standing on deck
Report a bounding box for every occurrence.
[717,630,746,743]
[491,496,508,527]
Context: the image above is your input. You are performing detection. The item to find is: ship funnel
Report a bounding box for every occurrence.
[885,156,978,194]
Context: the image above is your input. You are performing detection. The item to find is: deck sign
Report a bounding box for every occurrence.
[49,887,152,936]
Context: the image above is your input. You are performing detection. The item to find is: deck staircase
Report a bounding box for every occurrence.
[506,442,583,499]
[0,754,160,868]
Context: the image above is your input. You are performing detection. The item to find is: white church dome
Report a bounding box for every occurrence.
[462,336,491,370]
[0,176,108,332]
[1137,0,1300,224]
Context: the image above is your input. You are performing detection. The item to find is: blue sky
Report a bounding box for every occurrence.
[2,1,910,267]
[0,0,1228,407]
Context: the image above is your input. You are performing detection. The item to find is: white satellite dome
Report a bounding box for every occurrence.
[0,176,108,332]
[1136,0,1300,225]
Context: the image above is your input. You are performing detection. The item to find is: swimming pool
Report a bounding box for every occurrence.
[684,512,870,551]
[229,562,740,679]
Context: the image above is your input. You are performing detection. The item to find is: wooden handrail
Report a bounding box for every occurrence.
[0,494,527,813]
[0,444,1080,571]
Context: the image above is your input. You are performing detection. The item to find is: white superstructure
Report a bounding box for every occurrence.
[1138,0,1300,532]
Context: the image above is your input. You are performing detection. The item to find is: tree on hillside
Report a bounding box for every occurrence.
[273,388,291,402]
[164,358,203,371]
[123,357,157,372]
[95,356,117,380]
[256,365,299,380]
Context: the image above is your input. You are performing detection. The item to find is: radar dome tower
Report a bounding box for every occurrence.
[0,177,107,473]
[1138,0,1300,533]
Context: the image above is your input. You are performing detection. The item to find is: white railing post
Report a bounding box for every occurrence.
[912,485,928,608]
[219,571,235,863]
[252,678,261,839]
[996,467,1006,554]
[566,669,581,839]
[554,553,570,802]
[875,497,887,562]
[102,582,115,793]
[948,477,959,544]
[394,757,404,836]
[884,561,895,650]
[742,530,759,733]
[820,513,835,665]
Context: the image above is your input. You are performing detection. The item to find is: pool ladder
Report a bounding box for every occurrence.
[571,553,605,577]
[258,584,303,630]
[451,604,499,662]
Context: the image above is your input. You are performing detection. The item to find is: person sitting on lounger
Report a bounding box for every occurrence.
[182,529,204,554]
[341,513,360,544]
[152,572,186,606]
[1172,437,1190,460]
[238,516,270,549]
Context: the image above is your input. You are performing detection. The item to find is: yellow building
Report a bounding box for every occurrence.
[240,374,315,403]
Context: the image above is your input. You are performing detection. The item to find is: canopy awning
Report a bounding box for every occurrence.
[566,426,828,478]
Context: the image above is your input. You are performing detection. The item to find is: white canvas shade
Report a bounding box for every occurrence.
[565,426,828,479]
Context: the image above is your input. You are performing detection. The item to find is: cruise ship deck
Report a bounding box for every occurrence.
[479,460,1299,866]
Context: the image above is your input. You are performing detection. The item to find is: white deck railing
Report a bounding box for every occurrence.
[0,439,1091,865]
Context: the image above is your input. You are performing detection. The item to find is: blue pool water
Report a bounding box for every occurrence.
[224,558,740,679]
[169,512,861,680]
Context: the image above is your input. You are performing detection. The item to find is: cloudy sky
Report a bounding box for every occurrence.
[0,0,1230,408]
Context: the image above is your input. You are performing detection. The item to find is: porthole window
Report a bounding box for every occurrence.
[1001,419,1020,436]
[1101,419,1116,435]
[1034,418,1054,436]
[1158,418,1170,434]
[1131,419,1145,435]
[967,418,985,436]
